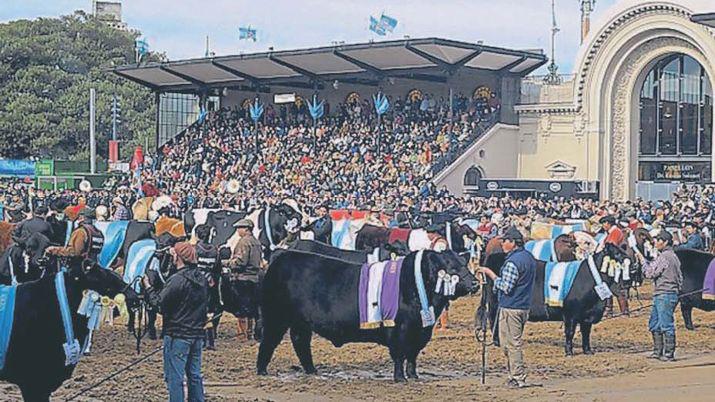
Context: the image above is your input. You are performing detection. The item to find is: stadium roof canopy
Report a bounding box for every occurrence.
[691,12,715,28]
[113,37,547,93]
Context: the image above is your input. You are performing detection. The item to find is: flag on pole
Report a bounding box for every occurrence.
[135,38,149,62]
[379,14,398,33]
[239,26,257,41]
[369,16,386,36]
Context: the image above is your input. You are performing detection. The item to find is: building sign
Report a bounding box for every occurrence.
[34,160,54,176]
[639,161,711,182]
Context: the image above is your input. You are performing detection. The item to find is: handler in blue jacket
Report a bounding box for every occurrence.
[478,226,537,388]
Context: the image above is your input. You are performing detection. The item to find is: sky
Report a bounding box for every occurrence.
[1,0,625,74]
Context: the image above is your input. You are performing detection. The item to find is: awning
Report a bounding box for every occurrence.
[113,37,547,92]
[691,12,715,28]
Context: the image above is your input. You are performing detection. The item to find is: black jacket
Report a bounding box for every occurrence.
[14,216,52,241]
[146,265,208,339]
[308,216,333,244]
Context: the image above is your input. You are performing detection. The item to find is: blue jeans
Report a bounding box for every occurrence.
[163,336,205,402]
[648,293,678,336]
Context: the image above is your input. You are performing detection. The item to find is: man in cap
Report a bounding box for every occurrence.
[676,221,704,251]
[306,204,332,244]
[599,215,625,249]
[143,241,208,402]
[13,205,52,241]
[635,230,682,361]
[46,208,104,265]
[478,226,537,388]
[112,197,131,221]
[228,219,263,340]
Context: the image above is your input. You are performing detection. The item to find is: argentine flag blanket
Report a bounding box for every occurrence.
[525,239,558,262]
[95,221,130,269]
[123,239,157,292]
[544,261,582,307]
[0,284,18,370]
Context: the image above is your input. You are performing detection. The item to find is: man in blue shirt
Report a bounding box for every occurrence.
[676,221,704,250]
[479,226,537,388]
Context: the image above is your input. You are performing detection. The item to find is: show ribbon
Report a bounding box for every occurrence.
[414,250,435,327]
[55,269,81,366]
[587,255,613,301]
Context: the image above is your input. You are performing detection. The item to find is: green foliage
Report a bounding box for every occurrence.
[0,11,162,160]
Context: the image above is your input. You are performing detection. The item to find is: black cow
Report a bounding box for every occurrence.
[46,215,71,246]
[0,261,140,401]
[253,203,304,257]
[482,243,634,355]
[674,249,715,330]
[355,220,479,254]
[257,249,478,382]
[0,233,52,285]
[287,240,401,264]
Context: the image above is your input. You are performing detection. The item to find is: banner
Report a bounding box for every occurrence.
[0,160,35,177]
[239,26,257,41]
[35,160,54,176]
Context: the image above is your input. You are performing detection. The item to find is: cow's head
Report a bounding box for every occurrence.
[68,261,141,310]
[424,250,478,299]
[271,202,303,238]
[15,232,52,277]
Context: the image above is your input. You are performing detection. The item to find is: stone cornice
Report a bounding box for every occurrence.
[514,103,576,115]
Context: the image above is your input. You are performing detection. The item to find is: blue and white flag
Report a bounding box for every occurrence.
[379,14,398,33]
[373,92,390,116]
[307,95,325,120]
[135,38,149,62]
[239,26,257,42]
[249,99,264,122]
[369,16,386,36]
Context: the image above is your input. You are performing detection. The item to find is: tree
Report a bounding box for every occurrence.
[0,11,163,160]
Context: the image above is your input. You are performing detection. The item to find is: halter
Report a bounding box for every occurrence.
[445,221,453,250]
[6,255,17,286]
[263,207,276,251]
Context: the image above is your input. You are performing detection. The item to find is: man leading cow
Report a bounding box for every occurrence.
[478,226,537,388]
[636,230,683,362]
[228,218,264,341]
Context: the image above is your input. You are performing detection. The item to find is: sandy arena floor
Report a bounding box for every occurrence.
[1,285,713,401]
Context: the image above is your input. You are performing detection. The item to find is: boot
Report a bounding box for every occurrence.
[246,318,255,341]
[439,310,449,331]
[661,333,676,361]
[617,295,630,316]
[605,297,614,317]
[236,318,247,341]
[649,332,663,359]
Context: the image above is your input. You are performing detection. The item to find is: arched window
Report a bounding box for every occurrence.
[464,166,483,186]
[639,54,712,157]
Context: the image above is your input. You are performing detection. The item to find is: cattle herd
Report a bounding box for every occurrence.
[0,197,713,400]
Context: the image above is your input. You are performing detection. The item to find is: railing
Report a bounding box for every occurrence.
[430,115,500,176]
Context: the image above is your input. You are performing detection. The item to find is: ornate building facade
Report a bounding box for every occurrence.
[436,1,715,201]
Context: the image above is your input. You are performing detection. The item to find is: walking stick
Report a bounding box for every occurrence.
[471,254,488,385]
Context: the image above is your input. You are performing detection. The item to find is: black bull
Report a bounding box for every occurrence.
[482,243,634,355]
[257,249,478,382]
[674,249,715,330]
[0,262,139,401]
[0,233,52,285]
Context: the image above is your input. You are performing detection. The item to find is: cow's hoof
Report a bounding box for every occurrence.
[583,349,594,355]
[304,368,318,375]
[685,325,695,331]
[565,350,574,357]
[257,369,268,376]
[407,373,419,380]
[393,377,408,383]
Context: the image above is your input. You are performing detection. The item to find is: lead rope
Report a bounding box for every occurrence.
[64,312,223,402]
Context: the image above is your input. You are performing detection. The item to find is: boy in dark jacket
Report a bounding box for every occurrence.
[144,241,208,402]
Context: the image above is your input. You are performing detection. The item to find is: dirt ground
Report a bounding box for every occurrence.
[1,286,713,401]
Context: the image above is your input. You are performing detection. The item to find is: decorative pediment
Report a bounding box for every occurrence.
[545,160,576,179]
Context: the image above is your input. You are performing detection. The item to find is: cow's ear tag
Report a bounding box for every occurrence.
[390,252,397,261]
